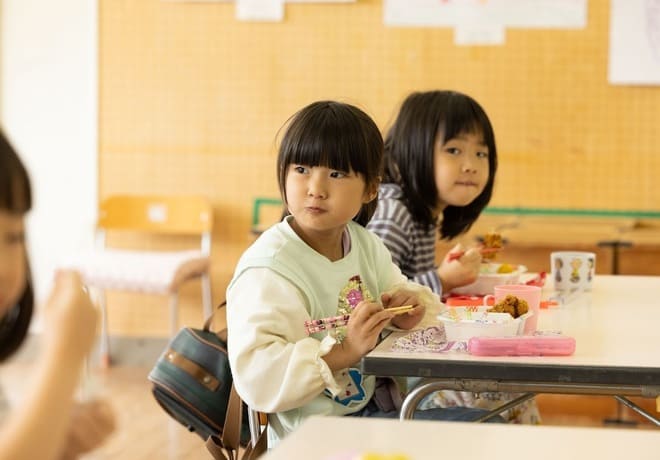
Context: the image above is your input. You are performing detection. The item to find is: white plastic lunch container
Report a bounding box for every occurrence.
[437,306,530,341]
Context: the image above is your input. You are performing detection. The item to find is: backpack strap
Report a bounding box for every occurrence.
[205,384,242,460]
[205,436,235,460]
[223,384,243,450]
[241,425,268,460]
[205,300,268,459]
[204,301,228,333]
[206,384,267,460]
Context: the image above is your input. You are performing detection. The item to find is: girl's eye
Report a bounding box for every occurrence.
[330,171,347,179]
[477,151,489,158]
[293,165,308,174]
[445,147,460,155]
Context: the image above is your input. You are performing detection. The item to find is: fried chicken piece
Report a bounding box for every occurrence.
[482,232,503,261]
[488,294,529,318]
[514,297,529,317]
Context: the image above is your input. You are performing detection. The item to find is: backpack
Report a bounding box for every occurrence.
[148,303,266,459]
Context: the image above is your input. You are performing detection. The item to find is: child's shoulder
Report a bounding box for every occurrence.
[378,183,404,200]
[240,221,292,260]
[371,184,414,227]
[231,221,305,286]
[349,221,390,253]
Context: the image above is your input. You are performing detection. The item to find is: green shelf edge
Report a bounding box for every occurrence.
[251,197,660,227]
[484,207,660,219]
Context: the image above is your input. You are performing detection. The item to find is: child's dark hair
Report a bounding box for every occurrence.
[0,130,34,362]
[383,90,497,239]
[277,100,384,226]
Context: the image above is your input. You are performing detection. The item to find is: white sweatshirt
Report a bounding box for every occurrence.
[227,218,438,444]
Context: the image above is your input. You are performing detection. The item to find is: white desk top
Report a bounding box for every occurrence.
[363,275,660,390]
[261,416,660,460]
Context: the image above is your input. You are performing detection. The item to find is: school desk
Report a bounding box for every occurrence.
[260,416,659,460]
[361,275,660,424]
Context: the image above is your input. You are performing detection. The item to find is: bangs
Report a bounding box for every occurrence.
[441,98,493,146]
[280,102,373,177]
[0,133,32,214]
[285,119,370,176]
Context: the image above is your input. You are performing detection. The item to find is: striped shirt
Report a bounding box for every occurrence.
[367,183,442,295]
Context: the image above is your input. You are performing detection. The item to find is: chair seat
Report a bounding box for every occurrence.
[66,249,210,294]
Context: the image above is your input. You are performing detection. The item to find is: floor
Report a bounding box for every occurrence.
[2,336,209,460]
[2,336,656,460]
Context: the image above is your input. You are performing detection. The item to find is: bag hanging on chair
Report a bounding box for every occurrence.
[148,302,267,459]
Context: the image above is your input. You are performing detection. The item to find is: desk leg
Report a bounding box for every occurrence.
[400,381,444,420]
[613,396,660,426]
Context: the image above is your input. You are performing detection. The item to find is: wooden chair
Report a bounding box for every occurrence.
[67,195,214,366]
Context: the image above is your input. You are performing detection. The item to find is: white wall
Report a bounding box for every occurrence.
[1,0,98,321]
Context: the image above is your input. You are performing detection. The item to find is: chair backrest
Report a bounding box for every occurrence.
[98,195,213,235]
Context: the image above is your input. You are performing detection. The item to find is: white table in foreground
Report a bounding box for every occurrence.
[261,416,660,460]
[362,275,660,421]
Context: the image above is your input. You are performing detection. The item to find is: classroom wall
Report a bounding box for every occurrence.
[1,0,98,330]
[99,1,660,337]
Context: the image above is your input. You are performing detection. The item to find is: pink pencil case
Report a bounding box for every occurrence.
[467,335,576,356]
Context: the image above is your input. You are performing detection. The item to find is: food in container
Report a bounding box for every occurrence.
[450,263,527,296]
[437,306,530,341]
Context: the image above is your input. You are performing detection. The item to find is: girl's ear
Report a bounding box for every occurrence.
[363,178,380,203]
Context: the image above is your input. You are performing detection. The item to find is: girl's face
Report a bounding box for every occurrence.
[0,210,27,319]
[433,131,490,212]
[285,163,376,243]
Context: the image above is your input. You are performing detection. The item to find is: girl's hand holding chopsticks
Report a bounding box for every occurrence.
[447,246,501,262]
[304,303,416,335]
[342,301,395,358]
[438,244,482,293]
[318,301,395,370]
[381,289,425,330]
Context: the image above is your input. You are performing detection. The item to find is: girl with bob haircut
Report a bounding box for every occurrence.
[368,90,539,423]
[369,89,498,295]
[227,101,499,447]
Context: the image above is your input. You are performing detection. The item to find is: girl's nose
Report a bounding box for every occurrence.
[462,158,477,173]
[307,174,328,198]
[308,185,327,199]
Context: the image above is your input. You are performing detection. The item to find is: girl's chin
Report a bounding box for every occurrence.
[438,192,481,208]
[446,198,478,208]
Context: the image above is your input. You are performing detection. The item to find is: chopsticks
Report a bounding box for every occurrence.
[383,305,416,315]
[447,247,500,262]
[304,305,415,334]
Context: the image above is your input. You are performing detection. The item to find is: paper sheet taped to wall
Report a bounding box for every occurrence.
[384,0,587,29]
[609,0,660,85]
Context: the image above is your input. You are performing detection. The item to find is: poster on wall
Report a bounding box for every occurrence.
[162,0,354,2]
[383,0,587,29]
[609,0,660,85]
[236,0,284,21]
[163,0,355,21]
